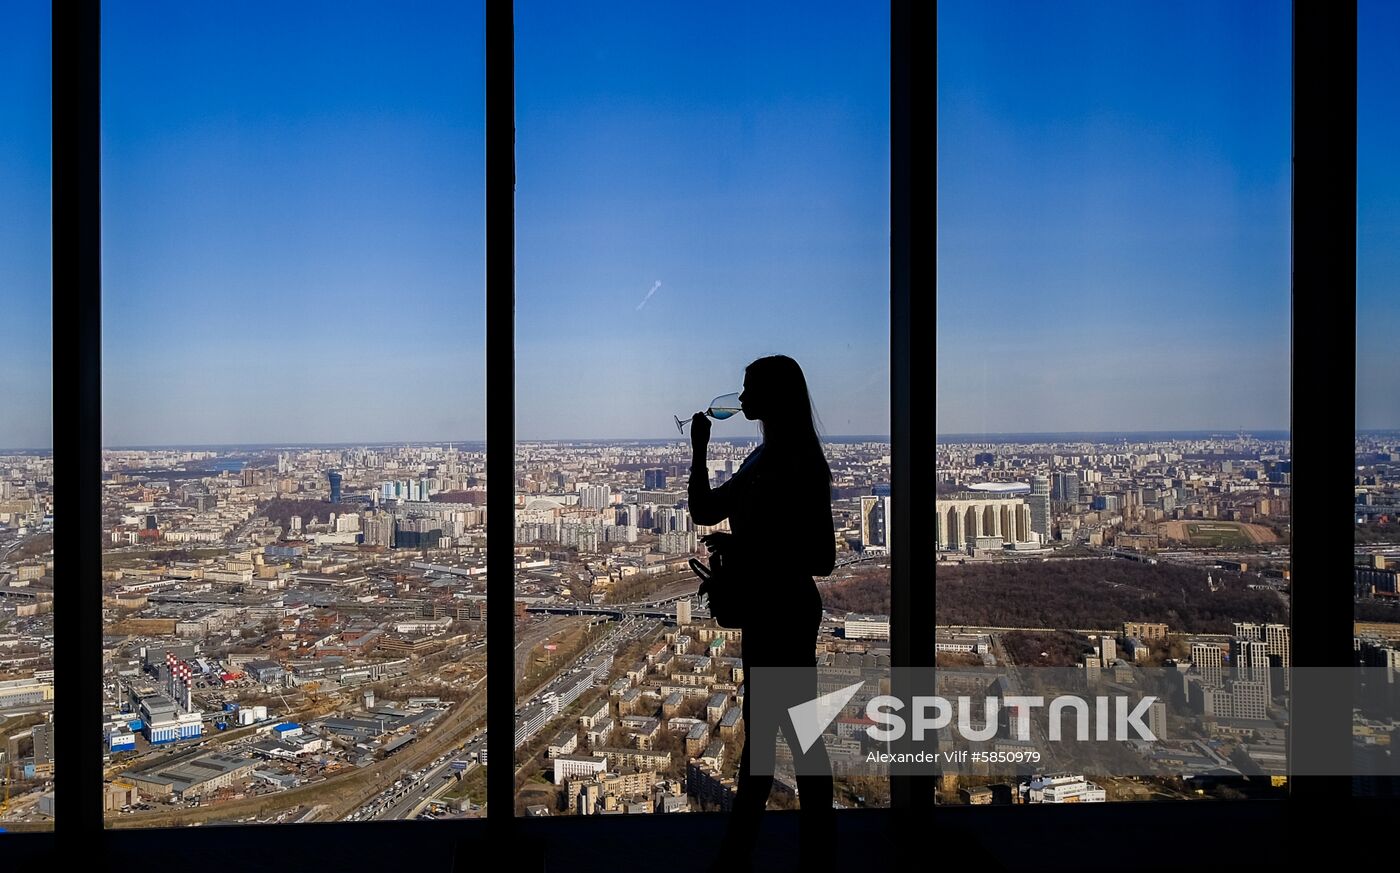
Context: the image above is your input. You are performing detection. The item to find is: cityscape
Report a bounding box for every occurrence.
[2,427,1392,826]
[930,431,1294,803]
[4,436,892,826]
[7,427,1400,823]
[0,0,1396,853]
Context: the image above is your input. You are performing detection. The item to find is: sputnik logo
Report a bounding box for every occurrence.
[787,680,866,753]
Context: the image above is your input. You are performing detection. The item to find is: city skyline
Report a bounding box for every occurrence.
[0,427,1329,453]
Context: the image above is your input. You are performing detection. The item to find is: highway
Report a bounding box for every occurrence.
[360,732,486,821]
[0,529,47,562]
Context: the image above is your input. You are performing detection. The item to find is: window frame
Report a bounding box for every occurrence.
[28,0,1367,866]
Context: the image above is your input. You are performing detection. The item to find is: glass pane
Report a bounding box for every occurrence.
[0,0,53,833]
[1354,0,1400,798]
[516,0,891,829]
[101,1,486,826]
[938,0,1292,803]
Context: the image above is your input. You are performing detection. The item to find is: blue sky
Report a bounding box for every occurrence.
[100,2,487,446]
[2,3,1397,448]
[1358,0,1400,430]
[515,1,890,441]
[937,0,1293,433]
[94,0,891,445]
[0,4,50,450]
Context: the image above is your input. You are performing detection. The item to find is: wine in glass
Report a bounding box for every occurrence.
[675,392,743,433]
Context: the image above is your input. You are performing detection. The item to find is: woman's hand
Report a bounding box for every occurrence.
[690,412,711,452]
[700,531,733,558]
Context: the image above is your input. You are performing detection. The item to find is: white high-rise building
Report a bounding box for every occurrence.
[580,484,612,511]
[1235,638,1272,700]
[1228,679,1269,719]
[1234,622,1262,640]
[1191,643,1224,687]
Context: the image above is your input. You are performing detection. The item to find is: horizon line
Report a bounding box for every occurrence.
[11,427,1400,454]
[934,427,1293,438]
[82,434,893,452]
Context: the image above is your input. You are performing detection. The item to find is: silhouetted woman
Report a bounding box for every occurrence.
[688,354,836,873]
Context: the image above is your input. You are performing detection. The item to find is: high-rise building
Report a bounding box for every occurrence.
[645,468,667,490]
[328,470,342,503]
[676,598,691,626]
[1030,475,1051,538]
[1264,622,1290,691]
[654,506,693,533]
[603,524,638,543]
[1235,638,1272,700]
[1146,700,1168,740]
[1191,643,1224,687]
[363,512,395,547]
[580,484,612,510]
[1091,494,1122,512]
[860,495,889,551]
[31,721,54,765]
[1052,471,1079,505]
[660,530,697,554]
[394,518,443,549]
[1234,622,1261,640]
[1228,679,1269,720]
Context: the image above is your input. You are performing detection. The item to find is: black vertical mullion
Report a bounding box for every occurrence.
[483,0,516,844]
[1289,0,1356,803]
[52,0,102,846]
[889,0,935,817]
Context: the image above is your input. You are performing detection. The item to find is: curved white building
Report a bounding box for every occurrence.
[966,481,1032,496]
[936,496,1032,550]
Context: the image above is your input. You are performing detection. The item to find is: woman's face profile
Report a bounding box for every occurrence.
[739,371,760,421]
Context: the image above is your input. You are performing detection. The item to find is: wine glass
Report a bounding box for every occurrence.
[675,392,743,433]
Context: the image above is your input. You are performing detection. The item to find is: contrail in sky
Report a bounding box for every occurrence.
[635,280,663,311]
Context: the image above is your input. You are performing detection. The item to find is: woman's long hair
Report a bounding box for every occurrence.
[746,355,832,486]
